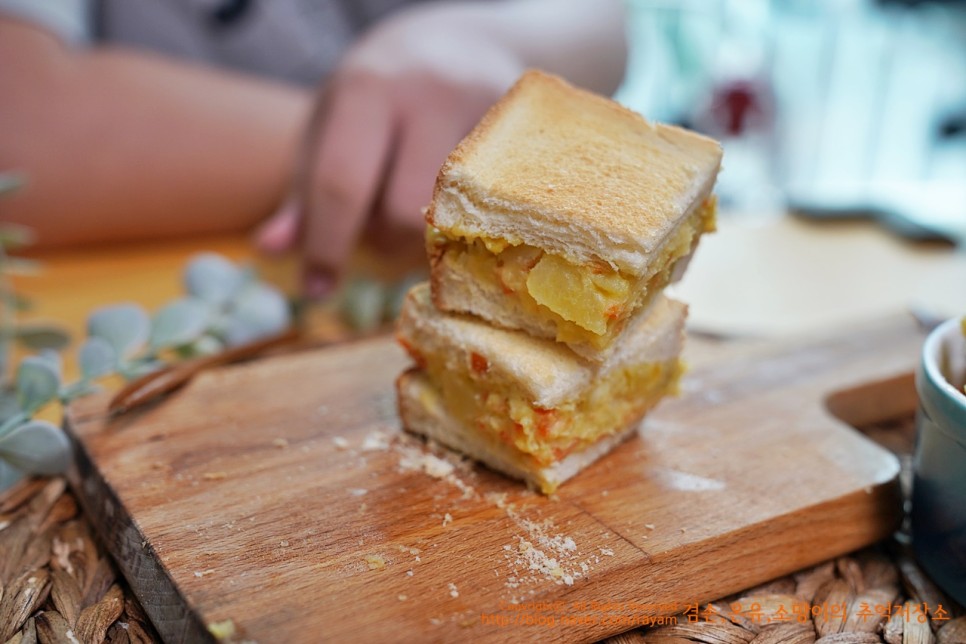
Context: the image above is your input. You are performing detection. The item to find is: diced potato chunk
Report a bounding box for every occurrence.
[525,254,630,335]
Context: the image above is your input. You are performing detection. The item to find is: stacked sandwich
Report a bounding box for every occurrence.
[396,71,722,493]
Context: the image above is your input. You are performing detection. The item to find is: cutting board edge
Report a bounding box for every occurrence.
[65,423,213,644]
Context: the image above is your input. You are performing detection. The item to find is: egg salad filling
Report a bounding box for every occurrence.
[401,341,683,467]
[429,197,716,349]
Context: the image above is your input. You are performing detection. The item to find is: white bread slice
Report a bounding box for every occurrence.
[397,369,641,494]
[426,70,722,277]
[397,282,686,409]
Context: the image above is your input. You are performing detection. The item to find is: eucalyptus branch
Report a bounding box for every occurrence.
[0,251,292,491]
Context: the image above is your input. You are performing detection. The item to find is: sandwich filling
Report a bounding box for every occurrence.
[399,339,683,467]
[428,196,715,349]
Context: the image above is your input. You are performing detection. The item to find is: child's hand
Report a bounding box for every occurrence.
[255,3,525,298]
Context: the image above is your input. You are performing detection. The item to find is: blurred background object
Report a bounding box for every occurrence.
[616,0,966,243]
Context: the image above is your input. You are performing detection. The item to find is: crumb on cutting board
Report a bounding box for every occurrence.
[207,619,235,641]
[361,431,391,452]
[365,554,386,570]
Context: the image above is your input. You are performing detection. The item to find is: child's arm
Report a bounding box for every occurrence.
[0,18,312,247]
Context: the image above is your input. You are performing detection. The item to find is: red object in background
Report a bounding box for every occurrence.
[708,79,773,137]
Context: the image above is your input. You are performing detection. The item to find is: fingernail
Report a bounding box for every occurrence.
[255,202,300,253]
[304,266,336,299]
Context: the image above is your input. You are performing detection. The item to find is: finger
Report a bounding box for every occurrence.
[254,197,300,254]
[379,101,466,234]
[302,75,395,295]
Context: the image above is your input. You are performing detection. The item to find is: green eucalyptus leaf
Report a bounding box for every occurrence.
[238,263,258,285]
[119,358,165,381]
[179,334,224,359]
[2,257,42,276]
[7,291,33,312]
[0,420,70,475]
[60,380,99,402]
[0,172,25,195]
[0,222,35,250]
[78,336,116,380]
[340,277,386,333]
[0,459,26,492]
[14,324,71,351]
[16,356,60,413]
[149,297,209,351]
[184,253,244,308]
[87,303,149,358]
[0,411,28,439]
[223,283,291,346]
[37,349,63,379]
[0,387,21,423]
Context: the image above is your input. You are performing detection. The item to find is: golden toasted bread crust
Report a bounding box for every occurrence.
[426,70,723,274]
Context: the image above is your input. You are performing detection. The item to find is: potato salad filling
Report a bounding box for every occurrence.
[430,197,716,349]
[401,339,683,467]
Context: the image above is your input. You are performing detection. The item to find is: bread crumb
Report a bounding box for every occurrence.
[207,619,235,640]
[680,527,687,533]
[600,548,614,556]
[332,436,349,449]
[279,540,289,547]
[425,455,454,477]
[364,554,386,570]
[442,513,453,527]
[272,438,289,448]
[349,488,368,497]
[394,439,480,499]
[202,472,227,481]
[398,594,408,601]
[407,569,414,577]
[397,444,460,482]
[644,523,655,530]
[362,431,390,452]
[448,582,459,598]
[193,569,216,578]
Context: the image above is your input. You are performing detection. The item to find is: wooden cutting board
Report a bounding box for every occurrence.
[65,316,922,643]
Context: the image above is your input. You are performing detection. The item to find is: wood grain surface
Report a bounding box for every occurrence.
[64,317,922,643]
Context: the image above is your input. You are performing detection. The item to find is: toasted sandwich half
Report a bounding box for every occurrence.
[426,70,720,361]
[396,283,686,493]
